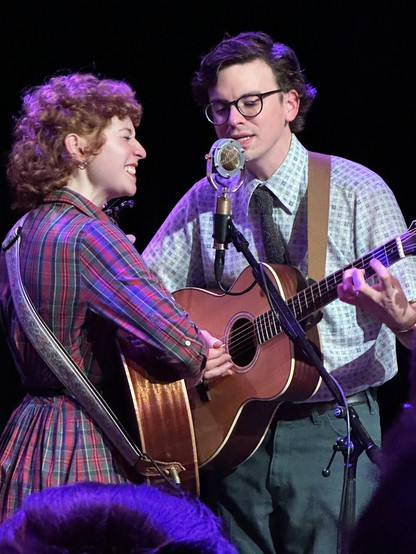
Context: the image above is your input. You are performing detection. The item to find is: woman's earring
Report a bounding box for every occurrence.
[78,161,88,170]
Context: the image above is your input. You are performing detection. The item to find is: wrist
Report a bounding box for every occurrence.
[391,309,416,334]
[395,322,416,334]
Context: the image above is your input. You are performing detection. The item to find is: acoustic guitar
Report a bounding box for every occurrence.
[173,221,416,472]
[120,222,416,482]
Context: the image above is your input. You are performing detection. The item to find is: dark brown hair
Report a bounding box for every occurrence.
[191,31,317,134]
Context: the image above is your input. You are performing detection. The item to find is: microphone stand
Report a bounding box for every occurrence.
[224,218,382,554]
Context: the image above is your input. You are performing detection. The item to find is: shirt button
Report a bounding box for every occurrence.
[185,340,191,346]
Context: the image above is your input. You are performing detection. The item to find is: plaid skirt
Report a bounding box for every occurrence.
[0,393,138,522]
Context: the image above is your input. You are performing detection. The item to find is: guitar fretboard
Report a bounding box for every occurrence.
[255,226,415,344]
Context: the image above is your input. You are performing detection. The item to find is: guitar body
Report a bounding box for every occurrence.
[174,264,322,471]
[118,340,200,494]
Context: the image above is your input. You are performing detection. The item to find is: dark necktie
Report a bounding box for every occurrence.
[251,186,286,264]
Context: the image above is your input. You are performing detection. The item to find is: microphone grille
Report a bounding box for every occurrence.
[220,145,242,171]
[207,138,245,181]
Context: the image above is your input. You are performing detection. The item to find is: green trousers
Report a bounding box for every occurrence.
[201,390,381,554]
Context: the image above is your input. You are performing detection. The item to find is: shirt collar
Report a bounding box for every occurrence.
[240,134,309,216]
[43,188,111,222]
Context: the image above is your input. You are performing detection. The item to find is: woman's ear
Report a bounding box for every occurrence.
[64,133,87,163]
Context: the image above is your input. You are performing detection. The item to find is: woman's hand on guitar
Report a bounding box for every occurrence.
[337,258,416,345]
[200,330,234,383]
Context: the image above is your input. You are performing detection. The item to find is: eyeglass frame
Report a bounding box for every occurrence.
[204,89,283,125]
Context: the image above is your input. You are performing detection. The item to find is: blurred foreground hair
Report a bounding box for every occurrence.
[0,481,238,553]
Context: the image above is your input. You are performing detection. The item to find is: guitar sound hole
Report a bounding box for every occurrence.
[229,317,257,368]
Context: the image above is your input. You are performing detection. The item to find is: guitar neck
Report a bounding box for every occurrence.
[257,228,414,342]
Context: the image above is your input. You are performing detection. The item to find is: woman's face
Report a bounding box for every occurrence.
[85,116,146,204]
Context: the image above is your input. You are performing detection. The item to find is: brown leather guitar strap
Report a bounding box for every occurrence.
[307,152,331,281]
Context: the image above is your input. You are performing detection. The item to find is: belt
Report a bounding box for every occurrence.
[275,390,373,421]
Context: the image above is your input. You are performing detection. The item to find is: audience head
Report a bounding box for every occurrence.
[0,481,238,553]
[348,347,416,553]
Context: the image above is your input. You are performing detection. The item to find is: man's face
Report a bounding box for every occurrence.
[208,58,299,180]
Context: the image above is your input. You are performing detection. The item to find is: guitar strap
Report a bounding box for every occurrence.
[2,214,185,486]
[307,151,331,281]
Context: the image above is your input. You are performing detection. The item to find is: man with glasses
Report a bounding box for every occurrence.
[142,31,416,553]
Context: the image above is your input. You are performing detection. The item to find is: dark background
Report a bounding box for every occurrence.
[1,2,415,432]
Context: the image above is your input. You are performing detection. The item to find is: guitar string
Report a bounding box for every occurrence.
[221,229,415,364]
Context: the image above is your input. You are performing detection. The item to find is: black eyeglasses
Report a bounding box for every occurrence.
[204,89,283,125]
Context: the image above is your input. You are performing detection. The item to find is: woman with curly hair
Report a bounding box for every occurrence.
[0,72,233,523]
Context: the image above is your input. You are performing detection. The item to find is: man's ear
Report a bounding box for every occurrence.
[64,133,87,163]
[285,89,300,123]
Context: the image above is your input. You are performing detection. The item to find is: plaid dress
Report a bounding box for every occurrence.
[0,189,206,521]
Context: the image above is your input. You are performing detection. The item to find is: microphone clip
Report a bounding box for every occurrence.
[213,190,232,251]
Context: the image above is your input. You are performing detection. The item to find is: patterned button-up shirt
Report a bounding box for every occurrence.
[142,135,416,401]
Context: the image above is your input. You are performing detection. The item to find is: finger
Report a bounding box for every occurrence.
[204,363,234,382]
[370,258,388,276]
[348,266,366,291]
[205,351,232,369]
[337,283,359,304]
[369,258,391,293]
[200,329,224,349]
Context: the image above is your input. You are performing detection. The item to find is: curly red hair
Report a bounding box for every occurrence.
[7,72,143,212]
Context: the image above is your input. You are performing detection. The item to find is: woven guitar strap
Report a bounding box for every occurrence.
[307,151,331,281]
[2,214,184,484]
